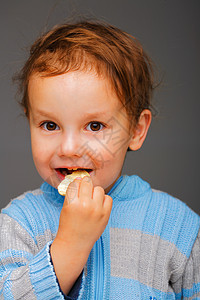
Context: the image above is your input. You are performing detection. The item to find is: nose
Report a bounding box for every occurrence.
[58,130,83,158]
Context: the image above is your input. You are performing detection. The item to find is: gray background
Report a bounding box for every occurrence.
[0,0,199,214]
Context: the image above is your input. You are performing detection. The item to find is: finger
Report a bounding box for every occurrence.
[103,195,113,214]
[65,179,81,205]
[93,186,105,207]
[79,176,93,202]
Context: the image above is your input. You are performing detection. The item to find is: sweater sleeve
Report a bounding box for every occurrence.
[0,212,65,299]
[172,229,200,299]
[49,247,83,300]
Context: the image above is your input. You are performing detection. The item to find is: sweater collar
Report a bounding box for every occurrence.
[40,182,64,206]
[108,175,151,201]
[40,175,151,205]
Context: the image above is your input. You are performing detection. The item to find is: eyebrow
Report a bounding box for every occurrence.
[30,109,54,119]
[82,111,110,119]
[31,108,111,119]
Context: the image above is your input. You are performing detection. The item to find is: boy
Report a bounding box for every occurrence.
[0,20,199,299]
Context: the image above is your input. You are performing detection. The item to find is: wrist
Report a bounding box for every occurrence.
[50,238,90,295]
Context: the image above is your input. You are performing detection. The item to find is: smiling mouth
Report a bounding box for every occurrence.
[56,168,93,177]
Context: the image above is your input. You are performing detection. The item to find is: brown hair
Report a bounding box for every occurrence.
[16,20,154,127]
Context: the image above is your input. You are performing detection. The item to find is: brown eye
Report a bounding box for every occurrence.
[43,122,59,131]
[87,122,104,132]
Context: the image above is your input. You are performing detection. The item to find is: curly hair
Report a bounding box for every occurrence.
[15,20,155,127]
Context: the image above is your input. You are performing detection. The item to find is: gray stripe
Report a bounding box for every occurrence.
[0,214,56,255]
[110,227,187,293]
[0,255,30,269]
[185,229,200,287]
[36,230,56,250]
[11,265,37,300]
[0,214,37,254]
[172,229,200,294]
[0,214,55,299]
[0,214,57,265]
[152,188,163,193]
[0,267,36,300]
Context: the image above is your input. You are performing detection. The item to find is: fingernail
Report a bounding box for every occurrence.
[83,176,92,182]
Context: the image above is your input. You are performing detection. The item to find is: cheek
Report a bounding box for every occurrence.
[92,134,129,186]
[31,134,51,169]
[32,147,47,176]
[31,143,54,184]
[89,130,129,169]
[94,147,126,180]
[31,140,45,161]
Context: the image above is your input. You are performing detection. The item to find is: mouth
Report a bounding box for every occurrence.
[56,167,93,179]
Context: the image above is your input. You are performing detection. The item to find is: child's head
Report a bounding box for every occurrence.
[16,20,153,192]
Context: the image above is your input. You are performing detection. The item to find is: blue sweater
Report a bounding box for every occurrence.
[0,175,199,299]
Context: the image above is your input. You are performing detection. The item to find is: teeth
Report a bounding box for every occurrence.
[59,167,92,176]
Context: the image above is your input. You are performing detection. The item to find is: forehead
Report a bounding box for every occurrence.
[28,71,122,112]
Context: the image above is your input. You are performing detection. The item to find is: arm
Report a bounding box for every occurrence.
[172,229,200,299]
[0,213,64,299]
[0,177,112,298]
[50,176,113,295]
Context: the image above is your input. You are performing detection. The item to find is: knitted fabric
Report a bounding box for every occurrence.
[0,175,199,299]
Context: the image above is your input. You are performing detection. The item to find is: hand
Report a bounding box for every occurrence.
[57,176,112,249]
[50,176,113,294]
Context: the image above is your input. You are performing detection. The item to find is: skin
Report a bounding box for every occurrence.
[28,70,151,294]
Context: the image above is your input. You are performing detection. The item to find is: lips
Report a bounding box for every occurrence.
[55,167,93,180]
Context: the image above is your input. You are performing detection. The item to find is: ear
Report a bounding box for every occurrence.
[129,109,152,151]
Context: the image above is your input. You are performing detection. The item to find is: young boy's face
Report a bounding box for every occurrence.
[28,71,136,193]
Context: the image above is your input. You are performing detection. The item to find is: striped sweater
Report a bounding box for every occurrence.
[0,175,199,299]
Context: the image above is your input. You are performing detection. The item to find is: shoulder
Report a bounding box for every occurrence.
[2,187,44,216]
[1,187,43,227]
[123,175,199,227]
[117,175,200,257]
[1,183,61,236]
[146,186,200,258]
[151,188,199,229]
